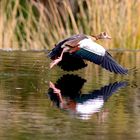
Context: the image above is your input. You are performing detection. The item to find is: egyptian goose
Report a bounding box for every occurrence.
[48,32,128,74]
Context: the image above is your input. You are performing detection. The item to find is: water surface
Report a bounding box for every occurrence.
[0,51,140,140]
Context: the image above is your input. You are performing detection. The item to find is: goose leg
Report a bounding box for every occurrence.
[50,47,69,69]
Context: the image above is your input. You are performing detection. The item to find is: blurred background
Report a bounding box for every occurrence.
[0,0,140,50]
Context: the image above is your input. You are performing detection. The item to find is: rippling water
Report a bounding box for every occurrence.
[0,51,140,140]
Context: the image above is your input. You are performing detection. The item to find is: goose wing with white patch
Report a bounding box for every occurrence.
[75,39,128,74]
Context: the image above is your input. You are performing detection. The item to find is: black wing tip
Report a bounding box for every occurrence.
[48,51,53,58]
[110,67,128,75]
[102,52,128,75]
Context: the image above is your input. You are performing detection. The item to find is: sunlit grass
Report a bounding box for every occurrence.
[0,0,140,50]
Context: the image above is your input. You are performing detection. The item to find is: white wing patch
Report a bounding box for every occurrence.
[76,98,104,120]
[78,38,105,56]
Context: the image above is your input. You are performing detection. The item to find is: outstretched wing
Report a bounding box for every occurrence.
[75,48,128,74]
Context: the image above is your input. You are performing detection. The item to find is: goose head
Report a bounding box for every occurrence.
[92,32,112,40]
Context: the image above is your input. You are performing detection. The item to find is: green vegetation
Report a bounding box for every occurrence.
[0,0,140,50]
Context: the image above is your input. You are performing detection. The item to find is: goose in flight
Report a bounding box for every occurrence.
[48,32,128,74]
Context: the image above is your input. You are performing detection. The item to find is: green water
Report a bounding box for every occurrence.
[0,51,140,140]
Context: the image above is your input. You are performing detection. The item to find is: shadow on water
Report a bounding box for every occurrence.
[48,74,127,120]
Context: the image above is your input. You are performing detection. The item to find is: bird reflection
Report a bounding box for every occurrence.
[48,74,127,120]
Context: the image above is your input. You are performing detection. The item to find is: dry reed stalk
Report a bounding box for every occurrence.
[0,0,140,50]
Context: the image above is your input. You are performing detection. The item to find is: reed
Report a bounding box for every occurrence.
[0,0,140,50]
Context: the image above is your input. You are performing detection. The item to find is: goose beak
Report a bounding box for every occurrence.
[107,36,112,39]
